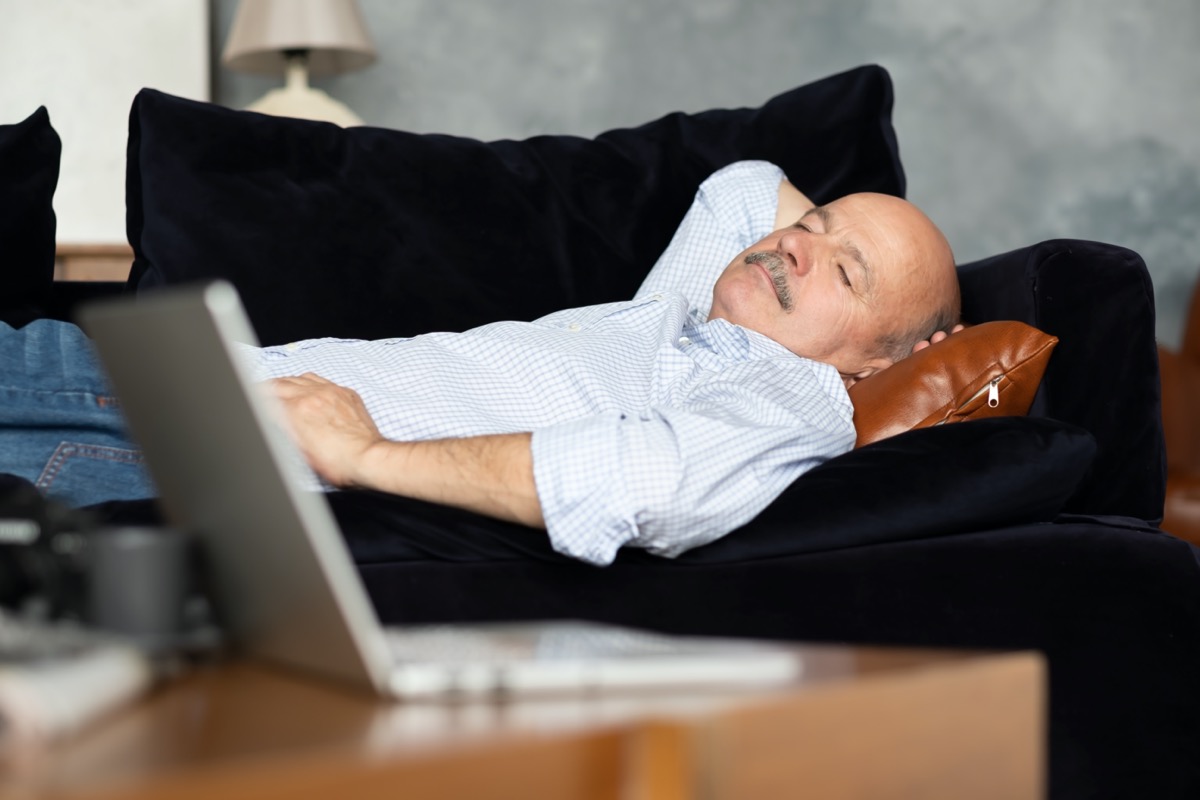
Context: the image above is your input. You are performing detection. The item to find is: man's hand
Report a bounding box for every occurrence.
[269,373,384,488]
[269,373,545,528]
[911,323,966,353]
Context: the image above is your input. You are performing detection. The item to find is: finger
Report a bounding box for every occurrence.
[269,373,338,396]
[268,376,318,399]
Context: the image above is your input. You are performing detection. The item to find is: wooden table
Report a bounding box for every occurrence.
[1,644,1044,800]
[54,244,133,283]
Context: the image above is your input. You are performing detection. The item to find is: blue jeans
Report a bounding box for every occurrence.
[0,320,156,507]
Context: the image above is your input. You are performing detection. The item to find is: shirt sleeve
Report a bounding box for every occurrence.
[635,160,785,318]
[530,352,854,566]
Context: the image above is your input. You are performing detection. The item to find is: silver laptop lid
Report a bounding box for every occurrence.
[79,281,394,694]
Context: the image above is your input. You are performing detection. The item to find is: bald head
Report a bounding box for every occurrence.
[709,191,959,386]
[828,192,960,362]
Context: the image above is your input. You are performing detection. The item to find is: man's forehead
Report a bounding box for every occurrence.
[802,204,874,290]
[801,205,832,227]
[802,195,883,227]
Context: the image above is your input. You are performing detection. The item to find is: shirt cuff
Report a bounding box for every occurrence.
[531,413,636,566]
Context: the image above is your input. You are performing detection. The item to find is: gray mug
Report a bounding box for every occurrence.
[85,526,191,644]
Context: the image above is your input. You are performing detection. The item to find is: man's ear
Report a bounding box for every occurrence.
[840,356,895,390]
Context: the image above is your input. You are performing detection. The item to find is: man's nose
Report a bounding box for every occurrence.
[777,231,813,276]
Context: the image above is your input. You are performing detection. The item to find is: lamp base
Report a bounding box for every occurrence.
[246,84,364,127]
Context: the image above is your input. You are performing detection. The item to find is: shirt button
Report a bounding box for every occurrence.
[651,293,664,301]
[678,336,691,346]
[285,342,300,352]
[567,323,582,332]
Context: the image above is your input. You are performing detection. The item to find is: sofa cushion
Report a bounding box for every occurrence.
[125,65,904,346]
[682,416,1094,563]
[848,321,1058,447]
[316,416,1095,567]
[0,107,60,324]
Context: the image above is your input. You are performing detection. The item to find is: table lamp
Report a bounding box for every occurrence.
[222,0,376,126]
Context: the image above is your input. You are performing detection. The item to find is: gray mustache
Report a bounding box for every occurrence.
[744,252,794,311]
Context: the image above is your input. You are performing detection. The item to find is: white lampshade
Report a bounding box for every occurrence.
[221,0,377,126]
[222,0,376,77]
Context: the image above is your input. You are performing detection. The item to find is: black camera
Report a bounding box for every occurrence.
[1,474,212,653]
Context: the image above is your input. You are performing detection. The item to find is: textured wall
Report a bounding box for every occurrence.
[213,0,1200,346]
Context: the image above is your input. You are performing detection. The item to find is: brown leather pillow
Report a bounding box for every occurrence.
[848,321,1058,447]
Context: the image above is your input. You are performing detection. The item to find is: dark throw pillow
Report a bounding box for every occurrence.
[125,64,904,346]
[0,107,61,324]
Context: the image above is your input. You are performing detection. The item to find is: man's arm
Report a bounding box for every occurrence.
[774,179,814,230]
[270,373,545,528]
[271,354,853,567]
[634,161,787,313]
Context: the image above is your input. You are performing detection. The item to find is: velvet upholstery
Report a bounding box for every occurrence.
[0,107,60,326]
[36,63,1197,798]
[958,240,1166,522]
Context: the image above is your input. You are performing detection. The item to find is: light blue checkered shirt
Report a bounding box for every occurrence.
[246,161,855,565]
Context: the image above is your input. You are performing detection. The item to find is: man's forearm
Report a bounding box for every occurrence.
[352,432,546,529]
[269,374,545,529]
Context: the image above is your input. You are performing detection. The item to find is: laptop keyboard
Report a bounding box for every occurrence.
[384,623,697,664]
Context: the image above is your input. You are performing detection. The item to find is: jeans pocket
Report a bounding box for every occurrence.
[37,442,156,507]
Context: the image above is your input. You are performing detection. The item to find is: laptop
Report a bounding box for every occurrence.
[78,281,801,699]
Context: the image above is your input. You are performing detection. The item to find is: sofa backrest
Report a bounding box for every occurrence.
[124,65,903,347]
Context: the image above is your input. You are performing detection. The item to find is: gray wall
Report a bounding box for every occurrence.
[213,0,1200,347]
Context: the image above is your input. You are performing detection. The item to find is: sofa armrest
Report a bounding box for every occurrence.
[957,239,1165,522]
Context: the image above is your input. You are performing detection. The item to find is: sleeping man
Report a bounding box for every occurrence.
[0,161,960,565]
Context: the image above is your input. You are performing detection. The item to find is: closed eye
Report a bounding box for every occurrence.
[838,265,852,288]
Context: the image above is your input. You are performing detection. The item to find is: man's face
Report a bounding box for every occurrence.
[708,192,952,386]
